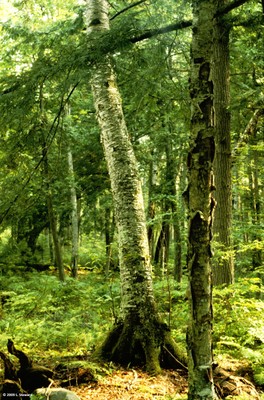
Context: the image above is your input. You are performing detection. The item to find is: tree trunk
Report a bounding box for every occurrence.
[173,205,182,283]
[186,0,216,398]
[39,86,65,282]
[212,1,234,285]
[248,129,263,295]
[165,136,182,282]
[85,0,186,374]
[67,149,79,278]
[42,152,65,282]
[104,205,115,275]
[147,153,156,262]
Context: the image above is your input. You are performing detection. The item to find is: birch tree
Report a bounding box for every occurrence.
[85,0,186,374]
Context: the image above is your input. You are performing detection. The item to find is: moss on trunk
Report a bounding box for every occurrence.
[95,319,187,375]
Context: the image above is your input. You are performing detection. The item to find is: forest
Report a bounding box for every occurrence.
[0,0,263,399]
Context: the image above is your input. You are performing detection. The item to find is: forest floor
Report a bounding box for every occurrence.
[51,356,263,400]
[65,368,188,400]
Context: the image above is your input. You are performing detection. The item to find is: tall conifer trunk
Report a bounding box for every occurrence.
[186,1,216,398]
[212,1,234,285]
[39,85,65,282]
[85,0,186,374]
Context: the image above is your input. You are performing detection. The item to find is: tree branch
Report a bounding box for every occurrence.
[110,0,148,21]
[216,0,251,17]
[130,19,192,43]
[127,0,253,43]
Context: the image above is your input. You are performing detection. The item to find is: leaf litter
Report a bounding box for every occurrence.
[69,368,188,399]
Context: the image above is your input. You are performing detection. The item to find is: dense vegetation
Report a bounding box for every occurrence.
[1,269,264,394]
[0,0,263,398]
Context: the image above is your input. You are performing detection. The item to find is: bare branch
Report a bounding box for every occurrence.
[216,0,251,17]
[110,0,148,21]
[130,19,192,43]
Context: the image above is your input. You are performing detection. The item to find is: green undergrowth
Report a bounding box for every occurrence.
[0,270,120,357]
[213,278,264,387]
[0,270,263,391]
[154,275,264,388]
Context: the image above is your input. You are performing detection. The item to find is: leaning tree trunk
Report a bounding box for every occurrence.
[85,0,186,374]
[185,0,217,398]
[212,1,234,285]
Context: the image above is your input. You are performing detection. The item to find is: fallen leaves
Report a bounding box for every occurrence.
[70,368,188,400]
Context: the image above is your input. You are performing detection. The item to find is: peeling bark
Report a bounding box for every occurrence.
[187,1,217,398]
[85,0,186,374]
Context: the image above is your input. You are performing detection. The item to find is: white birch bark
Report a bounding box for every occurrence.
[84,0,188,375]
[85,0,155,318]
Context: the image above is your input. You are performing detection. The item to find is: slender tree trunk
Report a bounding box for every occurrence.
[147,153,156,262]
[186,1,216,398]
[42,149,65,282]
[173,204,182,283]
[212,2,234,285]
[85,0,186,374]
[67,149,79,278]
[248,130,263,295]
[165,135,182,281]
[39,86,65,282]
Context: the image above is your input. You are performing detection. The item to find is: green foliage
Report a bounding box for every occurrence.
[0,271,120,357]
[154,275,264,387]
[213,278,264,385]
[1,269,264,392]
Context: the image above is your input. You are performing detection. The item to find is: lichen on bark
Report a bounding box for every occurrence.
[86,0,187,375]
[187,0,217,398]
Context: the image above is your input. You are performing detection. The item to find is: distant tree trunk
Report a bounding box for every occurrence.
[39,86,65,282]
[186,0,216,398]
[42,146,65,282]
[86,0,186,374]
[212,1,234,285]
[153,228,163,269]
[173,202,182,283]
[67,149,79,278]
[165,135,182,282]
[248,129,263,293]
[147,153,156,262]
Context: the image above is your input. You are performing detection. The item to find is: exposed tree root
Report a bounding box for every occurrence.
[95,320,188,375]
